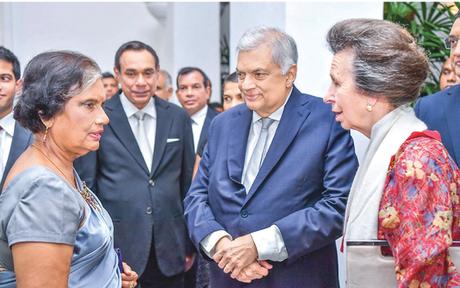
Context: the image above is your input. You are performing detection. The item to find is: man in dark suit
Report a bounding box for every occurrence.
[175,67,219,154]
[415,12,460,166]
[76,41,195,288]
[0,46,32,190]
[184,27,358,287]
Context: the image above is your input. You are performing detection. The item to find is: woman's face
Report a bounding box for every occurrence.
[50,78,109,157]
[324,49,371,136]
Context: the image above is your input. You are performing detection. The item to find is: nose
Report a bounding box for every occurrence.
[96,106,110,126]
[240,75,256,91]
[135,74,147,86]
[323,85,335,104]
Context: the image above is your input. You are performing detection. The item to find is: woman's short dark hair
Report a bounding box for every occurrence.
[14,51,101,133]
[326,18,429,107]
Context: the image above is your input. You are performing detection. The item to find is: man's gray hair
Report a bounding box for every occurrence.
[327,18,428,107]
[237,26,298,75]
[159,69,172,88]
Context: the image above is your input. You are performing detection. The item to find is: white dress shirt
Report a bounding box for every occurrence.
[190,105,208,153]
[120,94,157,171]
[201,89,293,262]
[0,112,15,180]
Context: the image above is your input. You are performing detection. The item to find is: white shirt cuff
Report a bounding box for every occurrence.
[200,230,232,258]
[251,225,288,262]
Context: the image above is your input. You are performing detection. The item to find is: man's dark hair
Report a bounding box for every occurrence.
[102,71,115,79]
[0,46,21,80]
[224,71,238,84]
[114,41,159,71]
[176,67,210,88]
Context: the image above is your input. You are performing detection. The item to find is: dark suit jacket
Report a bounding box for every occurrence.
[1,122,33,190]
[184,87,358,287]
[415,84,460,166]
[195,106,219,155]
[75,95,195,277]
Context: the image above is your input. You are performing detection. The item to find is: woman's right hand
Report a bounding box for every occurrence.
[121,262,138,288]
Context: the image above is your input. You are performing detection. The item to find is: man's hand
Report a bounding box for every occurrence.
[185,253,196,272]
[235,260,273,283]
[212,234,258,277]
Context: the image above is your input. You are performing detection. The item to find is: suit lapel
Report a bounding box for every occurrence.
[444,87,460,164]
[243,87,311,206]
[150,97,172,178]
[227,108,252,185]
[105,95,149,173]
[2,123,33,186]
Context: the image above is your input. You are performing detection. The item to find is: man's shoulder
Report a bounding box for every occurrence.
[418,84,460,106]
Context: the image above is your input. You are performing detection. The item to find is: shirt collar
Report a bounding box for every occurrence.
[191,105,208,123]
[120,93,156,119]
[0,111,15,136]
[252,87,293,124]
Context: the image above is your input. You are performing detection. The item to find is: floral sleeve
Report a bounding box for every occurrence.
[378,132,460,288]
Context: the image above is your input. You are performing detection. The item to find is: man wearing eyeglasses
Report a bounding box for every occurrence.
[415,11,460,166]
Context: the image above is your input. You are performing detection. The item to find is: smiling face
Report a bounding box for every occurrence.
[115,49,158,109]
[236,44,296,118]
[49,79,109,157]
[0,59,20,119]
[324,49,372,135]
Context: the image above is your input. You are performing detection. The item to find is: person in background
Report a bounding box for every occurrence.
[415,11,460,166]
[222,72,244,111]
[439,57,458,90]
[75,41,195,288]
[324,18,460,287]
[0,46,33,191]
[0,50,138,288]
[102,72,119,100]
[185,26,357,287]
[156,69,173,101]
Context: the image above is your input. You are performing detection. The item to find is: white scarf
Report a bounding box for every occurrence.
[343,105,427,243]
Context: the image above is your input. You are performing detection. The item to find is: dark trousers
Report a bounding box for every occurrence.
[139,245,185,288]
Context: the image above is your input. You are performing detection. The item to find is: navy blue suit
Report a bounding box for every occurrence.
[1,122,33,190]
[75,95,195,279]
[415,84,460,166]
[184,87,358,287]
[195,106,218,155]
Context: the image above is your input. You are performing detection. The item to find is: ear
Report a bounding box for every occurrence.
[205,85,211,100]
[14,79,23,96]
[285,64,297,88]
[114,67,120,82]
[38,112,55,129]
[367,96,378,107]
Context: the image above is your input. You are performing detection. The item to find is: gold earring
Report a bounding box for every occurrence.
[42,126,49,143]
[366,103,373,112]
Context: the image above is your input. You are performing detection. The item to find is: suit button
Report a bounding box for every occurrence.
[148,179,154,186]
[146,206,153,214]
[240,209,248,218]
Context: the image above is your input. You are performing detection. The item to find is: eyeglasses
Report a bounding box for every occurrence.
[444,35,459,49]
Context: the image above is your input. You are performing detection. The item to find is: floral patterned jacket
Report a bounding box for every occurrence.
[379,130,460,288]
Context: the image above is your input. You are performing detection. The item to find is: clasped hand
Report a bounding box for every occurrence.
[212,235,273,283]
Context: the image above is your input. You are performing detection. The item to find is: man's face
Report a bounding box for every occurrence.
[115,49,158,109]
[450,18,460,78]
[439,57,457,90]
[0,59,20,119]
[156,72,173,101]
[176,71,210,116]
[102,77,119,99]
[236,44,296,118]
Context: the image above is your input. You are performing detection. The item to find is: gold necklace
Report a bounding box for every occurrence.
[31,144,100,211]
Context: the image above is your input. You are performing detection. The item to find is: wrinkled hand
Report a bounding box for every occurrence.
[235,260,273,283]
[212,234,258,277]
[121,262,138,288]
[185,253,196,272]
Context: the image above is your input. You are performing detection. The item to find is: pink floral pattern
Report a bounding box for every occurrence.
[378,131,460,288]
